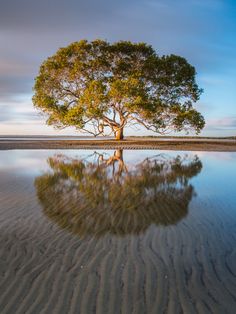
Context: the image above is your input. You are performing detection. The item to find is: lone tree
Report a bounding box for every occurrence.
[33,40,205,140]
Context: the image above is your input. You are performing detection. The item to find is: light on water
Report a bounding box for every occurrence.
[0,149,236,313]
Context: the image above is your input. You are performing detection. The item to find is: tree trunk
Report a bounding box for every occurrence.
[115,128,124,140]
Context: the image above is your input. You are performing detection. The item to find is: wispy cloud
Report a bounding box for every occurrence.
[206,116,236,130]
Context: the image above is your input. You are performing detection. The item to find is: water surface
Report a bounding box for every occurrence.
[0,149,236,313]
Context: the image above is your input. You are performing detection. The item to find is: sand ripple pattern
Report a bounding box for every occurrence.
[0,158,236,313]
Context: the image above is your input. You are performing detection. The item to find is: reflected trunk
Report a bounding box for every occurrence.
[114,149,123,160]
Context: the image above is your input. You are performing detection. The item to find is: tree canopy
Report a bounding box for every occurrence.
[35,151,202,237]
[33,40,205,139]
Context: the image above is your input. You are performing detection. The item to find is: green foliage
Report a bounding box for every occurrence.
[33,39,205,138]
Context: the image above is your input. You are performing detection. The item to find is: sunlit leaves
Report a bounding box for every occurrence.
[33,39,205,138]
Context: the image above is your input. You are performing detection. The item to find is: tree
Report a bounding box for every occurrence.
[33,40,205,140]
[35,151,202,237]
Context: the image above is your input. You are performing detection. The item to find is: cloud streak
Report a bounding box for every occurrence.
[206,117,236,129]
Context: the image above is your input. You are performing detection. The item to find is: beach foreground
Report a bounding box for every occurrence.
[0,149,236,313]
[0,137,236,151]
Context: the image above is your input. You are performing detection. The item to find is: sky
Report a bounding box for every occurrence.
[0,0,235,136]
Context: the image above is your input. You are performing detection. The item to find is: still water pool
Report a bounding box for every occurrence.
[0,150,236,314]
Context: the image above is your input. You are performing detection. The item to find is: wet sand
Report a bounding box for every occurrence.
[0,150,236,313]
[0,137,236,151]
[0,163,236,314]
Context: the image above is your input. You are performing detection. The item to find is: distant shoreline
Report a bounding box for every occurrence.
[0,138,236,151]
[0,135,235,139]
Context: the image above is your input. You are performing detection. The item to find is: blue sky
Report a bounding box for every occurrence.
[0,0,235,136]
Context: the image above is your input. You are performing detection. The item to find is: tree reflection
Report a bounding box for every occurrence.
[35,150,202,237]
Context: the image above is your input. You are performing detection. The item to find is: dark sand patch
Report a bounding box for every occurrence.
[0,138,236,151]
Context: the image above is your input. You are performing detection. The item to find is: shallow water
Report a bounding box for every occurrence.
[0,149,236,314]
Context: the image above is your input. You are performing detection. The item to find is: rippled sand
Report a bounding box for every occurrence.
[0,150,236,314]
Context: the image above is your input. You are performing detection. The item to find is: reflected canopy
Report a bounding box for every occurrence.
[35,150,202,237]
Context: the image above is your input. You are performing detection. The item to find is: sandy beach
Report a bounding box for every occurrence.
[1,149,236,313]
[0,137,236,151]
